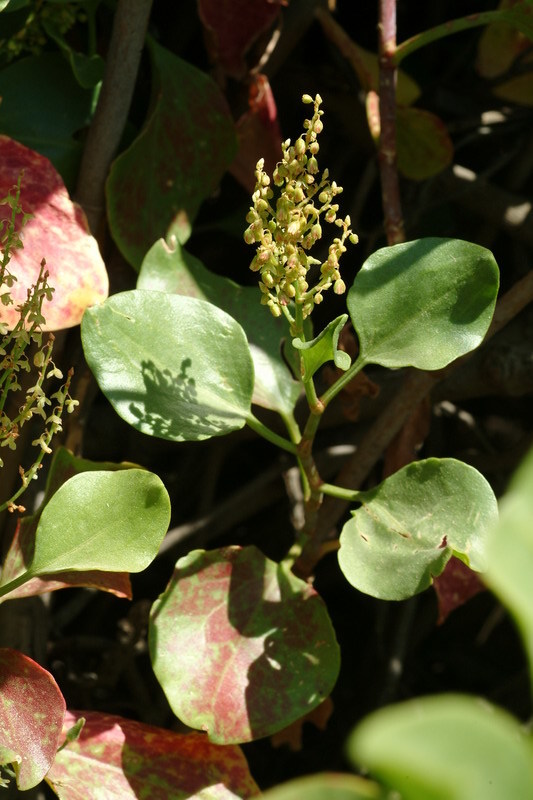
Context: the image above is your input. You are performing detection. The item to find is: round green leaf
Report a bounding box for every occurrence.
[29,469,170,576]
[81,290,254,441]
[149,545,340,744]
[261,773,381,800]
[338,458,498,601]
[138,238,300,415]
[347,238,499,370]
[347,694,533,800]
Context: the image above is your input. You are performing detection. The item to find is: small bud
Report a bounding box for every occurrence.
[334,278,346,295]
[313,120,323,134]
[294,138,306,156]
[302,94,313,104]
[349,233,359,245]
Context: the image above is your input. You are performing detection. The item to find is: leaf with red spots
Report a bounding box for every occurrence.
[198,0,285,79]
[0,448,134,602]
[46,709,259,799]
[0,137,108,331]
[149,545,340,744]
[0,648,65,791]
[106,39,237,269]
[433,556,486,625]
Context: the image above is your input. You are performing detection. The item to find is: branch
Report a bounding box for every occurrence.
[75,0,153,234]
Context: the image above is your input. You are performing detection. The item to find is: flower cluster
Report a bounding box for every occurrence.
[244,94,358,324]
[0,180,78,512]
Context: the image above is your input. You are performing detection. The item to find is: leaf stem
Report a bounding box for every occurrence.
[319,355,366,408]
[320,482,361,502]
[393,10,518,65]
[246,413,298,455]
[0,570,33,600]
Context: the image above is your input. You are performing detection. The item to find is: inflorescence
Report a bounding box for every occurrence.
[244,93,358,325]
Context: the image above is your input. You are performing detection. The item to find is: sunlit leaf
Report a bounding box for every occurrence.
[106,39,237,267]
[292,314,351,380]
[338,458,498,601]
[138,238,300,415]
[0,649,65,791]
[347,694,533,799]
[46,709,259,799]
[348,238,499,370]
[82,290,255,441]
[0,136,108,330]
[149,545,340,743]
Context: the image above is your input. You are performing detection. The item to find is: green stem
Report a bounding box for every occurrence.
[320,482,361,503]
[280,410,302,444]
[0,570,34,599]
[394,10,518,65]
[246,413,299,455]
[319,354,367,407]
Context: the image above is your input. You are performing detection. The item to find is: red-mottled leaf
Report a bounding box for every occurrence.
[396,107,453,180]
[149,545,340,744]
[231,73,282,193]
[0,448,135,601]
[0,137,108,330]
[0,648,65,791]
[433,556,486,625]
[198,0,284,79]
[106,39,237,268]
[46,709,259,799]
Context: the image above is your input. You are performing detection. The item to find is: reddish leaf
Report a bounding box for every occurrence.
[433,556,486,625]
[0,448,134,601]
[149,545,340,744]
[231,74,282,193]
[396,107,453,180]
[198,0,284,79]
[0,137,108,331]
[46,709,259,799]
[0,648,65,790]
[106,40,237,268]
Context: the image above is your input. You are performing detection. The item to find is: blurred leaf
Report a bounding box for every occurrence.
[493,61,533,105]
[293,314,351,380]
[0,53,93,185]
[396,107,453,180]
[47,709,259,799]
[347,238,499,370]
[0,136,108,330]
[106,39,237,268]
[261,773,382,800]
[476,0,533,77]
[486,446,533,688]
[0,649,65,790]
[347,694,533,799]
[433,556,485,624]
[149,545,340,743]
[338,458,498,601]
[82,290,254,440]
[138,238,300,415]
[198,0,284,79]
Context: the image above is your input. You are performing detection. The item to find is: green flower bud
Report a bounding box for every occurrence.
[302,94,313,104]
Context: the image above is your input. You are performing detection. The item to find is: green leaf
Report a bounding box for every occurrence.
[138,238,301,415]
[0,649,65,791]
[347,238,499,370]
[106,39,237,268]
[0,53,93,187]
[261,773,382,800]
[292,314,351,380]
[43,18,105,89]
[396,107,453,180]
[82,290,254,441]
[47,709,259,799]
[27,469,170,576]
[338,458,498,601]
[149,545,340,744]
[486,446,533,687]
[347,694,533,799]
